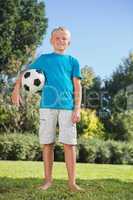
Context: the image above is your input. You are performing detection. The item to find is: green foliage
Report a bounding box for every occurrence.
[106,140,133,164]
[81,70,103,110]
[81,65,95,108]
[77,109,105,139]
[78,140,97,163]
[91,76,102,92]
[81,65,94,88]
[104,53,133,114]
[0,92,40,133]
[102,53,133,136]
[0,133,42,160]
[112,88,127,112]
[78,138,110,163]
[77,138,133,164]
[1,134,133,164]
[95,141,111,164]
[0,92,105,139]
[105,53,133,97]
[54,143,64,161]
[0,0,48,75]
[108,110,133,141]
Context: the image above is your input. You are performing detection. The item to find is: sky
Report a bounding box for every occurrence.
[36,0,133,79]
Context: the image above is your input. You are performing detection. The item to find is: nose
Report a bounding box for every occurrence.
[59,38,64,42]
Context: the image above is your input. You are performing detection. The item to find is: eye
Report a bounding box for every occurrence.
[55,37,60,40]
[62,37,67,41]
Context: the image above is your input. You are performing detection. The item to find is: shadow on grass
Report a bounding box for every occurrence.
[0,177,133,200]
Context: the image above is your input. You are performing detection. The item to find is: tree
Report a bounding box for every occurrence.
[104,53,133,113]
[81,65,95,108]
[101,53,133,138]
[104,53,133,97]
[81,65,94,88]
[105,110,133,142]
[0,0,48,75]
[0,0,48,135]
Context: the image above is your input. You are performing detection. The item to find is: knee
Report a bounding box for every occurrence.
[64,143,76,149]
[43,143,55,149]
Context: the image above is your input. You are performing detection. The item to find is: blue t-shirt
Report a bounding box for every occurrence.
[28,52,81,110]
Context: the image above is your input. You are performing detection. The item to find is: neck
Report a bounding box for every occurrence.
[54,49,65,54]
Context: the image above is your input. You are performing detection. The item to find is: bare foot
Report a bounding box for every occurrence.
[68,184,85,192]
[37,181,52,190]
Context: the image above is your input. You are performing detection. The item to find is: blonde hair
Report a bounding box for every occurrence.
[51,27,71,38]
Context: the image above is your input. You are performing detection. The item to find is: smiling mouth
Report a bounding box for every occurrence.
[58,45,65,47]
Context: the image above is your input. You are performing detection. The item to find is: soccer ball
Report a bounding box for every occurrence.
[22,69,45,93]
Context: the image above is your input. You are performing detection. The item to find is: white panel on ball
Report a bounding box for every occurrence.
[22,69,45,93]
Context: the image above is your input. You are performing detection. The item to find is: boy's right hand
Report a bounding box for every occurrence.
[11,90,23,107]
[11,75,24,107]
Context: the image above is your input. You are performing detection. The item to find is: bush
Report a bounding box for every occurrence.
[0,133,42,160]
[107,140,133,164]
[125,143,133,164]
[0,93,40,134]
[78,138,111,164]
[77,109,105,139]
[107,140,125,164]
[54,143,64,161]
[95,141,111,164]
[78,138,97,163]
[77,137,133,164]
[0,134,133,164]
[107,110,133,142]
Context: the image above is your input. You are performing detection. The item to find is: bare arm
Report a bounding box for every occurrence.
[11,72,25,106]
[72,77,82,123]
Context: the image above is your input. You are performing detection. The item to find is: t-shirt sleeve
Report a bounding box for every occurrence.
[71,57,82,79]
[28,55,43,70]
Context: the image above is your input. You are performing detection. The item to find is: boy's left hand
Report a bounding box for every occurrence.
[71,109,81,124]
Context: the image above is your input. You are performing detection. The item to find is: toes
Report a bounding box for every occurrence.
[37,183,52,190]
[69,184,85,192]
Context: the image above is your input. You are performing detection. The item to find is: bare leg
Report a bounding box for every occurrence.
[64,144,84,192]
[38,143,54,190]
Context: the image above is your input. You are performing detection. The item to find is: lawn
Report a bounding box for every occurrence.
[0,161,133,200]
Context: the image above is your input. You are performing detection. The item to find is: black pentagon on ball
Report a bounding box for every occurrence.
[24,72,31,78]
[34,78,41,86]
[36,70,42,74]
[24,84,30,91]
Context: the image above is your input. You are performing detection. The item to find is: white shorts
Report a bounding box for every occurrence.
[39,109,77,145]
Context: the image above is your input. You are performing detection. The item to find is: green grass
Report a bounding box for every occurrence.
[0,161,133,200]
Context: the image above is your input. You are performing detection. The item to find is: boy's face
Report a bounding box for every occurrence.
[50,30,70,53]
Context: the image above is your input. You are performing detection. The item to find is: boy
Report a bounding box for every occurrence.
[11,27,83,192]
